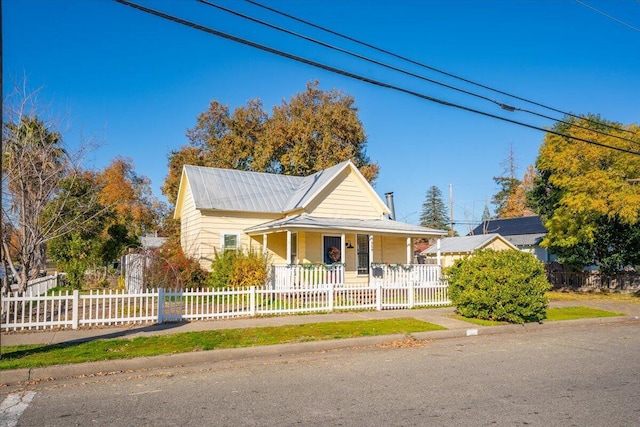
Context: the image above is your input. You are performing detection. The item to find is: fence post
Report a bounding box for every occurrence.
[72,289,79,330]
[328,283,334,312]
[250,286,256,316]
[158,288,165,324]
[408,280,415,309]
[376,283,382,311]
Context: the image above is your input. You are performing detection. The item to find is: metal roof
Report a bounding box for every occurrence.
[422,233,516,254]
[183,163,348,213]
[469,216,547,236]
[504,233,546,247]
[244,215,447,237]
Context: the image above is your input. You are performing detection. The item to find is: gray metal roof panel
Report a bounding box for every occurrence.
[504,233,545,247]
[184,165,303,213]
[422,233,505,254]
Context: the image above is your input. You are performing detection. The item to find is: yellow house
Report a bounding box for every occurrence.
[174,160,447,288]
[422,233,518,268]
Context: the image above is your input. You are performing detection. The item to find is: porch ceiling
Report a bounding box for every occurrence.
[244,214,447,237]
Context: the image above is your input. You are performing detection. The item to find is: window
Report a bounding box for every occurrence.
[290,233,298,264]
[356,234,369,274]
[222,233,240,252]
[323,236,342,264]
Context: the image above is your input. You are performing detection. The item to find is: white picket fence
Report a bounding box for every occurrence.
[8,274,60,296]
[1,282,450,331]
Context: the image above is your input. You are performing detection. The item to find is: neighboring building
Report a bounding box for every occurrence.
[140,233,167,250]
[421,233,518,268]
[469,216,555,262]
[173,160,447,287]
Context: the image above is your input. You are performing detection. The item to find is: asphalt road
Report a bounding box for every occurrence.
[3,320,639,426]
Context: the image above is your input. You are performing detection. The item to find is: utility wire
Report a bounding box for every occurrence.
[575,0,640,33]
[201,0,640,147]
[113,0,640,157]
[246,0,635,136]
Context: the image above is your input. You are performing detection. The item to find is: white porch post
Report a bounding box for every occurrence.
[340,233,346,264]
[262,234,268,259]
[436,238,441,267]
[286,231,292,265]
[368,234,374,284]
[406,237,412,264]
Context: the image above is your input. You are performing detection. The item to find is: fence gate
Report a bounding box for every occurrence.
[123,253,145,293]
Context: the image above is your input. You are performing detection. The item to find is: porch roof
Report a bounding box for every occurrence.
[244,214,447,237]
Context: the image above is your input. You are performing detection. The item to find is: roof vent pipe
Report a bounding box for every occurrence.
[385,192,396,220]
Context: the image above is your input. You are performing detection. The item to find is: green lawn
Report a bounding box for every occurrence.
[0,318,445,371]
[545,306,625,321]
[453,305,624,325]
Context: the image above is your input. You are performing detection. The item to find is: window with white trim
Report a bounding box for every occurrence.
[356,234,370,274]
[222,233,240,252]
[290,233,298,264]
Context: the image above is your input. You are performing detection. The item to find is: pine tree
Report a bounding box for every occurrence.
[420,186,449,230]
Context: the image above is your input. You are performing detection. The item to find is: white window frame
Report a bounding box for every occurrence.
[290,232,298,264]
[356,234,370,275]
[221,232,241,252]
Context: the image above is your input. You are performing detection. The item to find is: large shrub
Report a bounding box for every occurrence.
[446,249,551,324]
[208,249,269,288]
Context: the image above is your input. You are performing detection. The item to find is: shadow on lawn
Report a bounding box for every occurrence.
[2,321,189,360]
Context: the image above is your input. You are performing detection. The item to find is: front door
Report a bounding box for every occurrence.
[323,236,342,264]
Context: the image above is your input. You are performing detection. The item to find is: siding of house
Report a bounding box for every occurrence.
[484,240,513,251]
[306,169,384,219]
[196,211,282,269]
[179,180,202,261]
[373,236,409,264]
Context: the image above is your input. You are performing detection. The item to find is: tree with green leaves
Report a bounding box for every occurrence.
[419,186,449,230]
[47,159,163,288]
[163,81,379,205]
[530,115,640,273]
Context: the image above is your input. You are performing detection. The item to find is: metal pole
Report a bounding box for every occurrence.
[1,0,4,359]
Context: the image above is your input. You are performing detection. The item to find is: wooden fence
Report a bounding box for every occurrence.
[546,270,640,293]
[1,282,450,331]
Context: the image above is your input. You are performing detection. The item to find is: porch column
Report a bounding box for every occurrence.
[262,234,268,259]
[340,233,346,264]
[286,231,292,265]
[406,237,412,264]
[368,234,374,283]
[436,238,441,267]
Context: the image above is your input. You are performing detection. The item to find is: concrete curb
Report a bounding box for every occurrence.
[2,315,637,387]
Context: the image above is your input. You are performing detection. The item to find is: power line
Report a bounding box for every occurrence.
[575,0,640,33]
[245,0,636,136]
[113,0,640,157]
[200,0,640,147]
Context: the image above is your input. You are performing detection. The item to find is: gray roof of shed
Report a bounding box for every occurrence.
[422,233,514,254]
[245,215,447,237]
[183,161,355,213]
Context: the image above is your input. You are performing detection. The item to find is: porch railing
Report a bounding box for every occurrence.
[371,264,441,287]
[270,263,441,289]
[270,264,345,290]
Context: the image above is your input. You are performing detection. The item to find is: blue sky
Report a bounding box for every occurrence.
[4,0,639,234]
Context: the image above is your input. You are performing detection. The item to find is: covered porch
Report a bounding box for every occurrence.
[245,215,447,290]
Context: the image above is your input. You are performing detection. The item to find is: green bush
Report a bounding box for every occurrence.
[208,249,268,288]
[446,249,551,324]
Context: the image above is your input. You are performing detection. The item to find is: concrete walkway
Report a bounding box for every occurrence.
[1,299,639,386]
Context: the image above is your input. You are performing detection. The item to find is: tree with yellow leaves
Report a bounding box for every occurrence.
[530,115,640,273]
